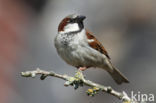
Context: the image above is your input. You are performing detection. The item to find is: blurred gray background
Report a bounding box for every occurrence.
[0,0,155,103]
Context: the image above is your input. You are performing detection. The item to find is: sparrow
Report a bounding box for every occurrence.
[54,14,129,84]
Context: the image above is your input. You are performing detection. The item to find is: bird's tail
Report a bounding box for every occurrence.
[107,66,129,84]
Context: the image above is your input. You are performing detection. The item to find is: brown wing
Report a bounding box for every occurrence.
[86,29,111,59]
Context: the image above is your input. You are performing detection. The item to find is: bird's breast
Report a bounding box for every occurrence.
[55,31,89,66]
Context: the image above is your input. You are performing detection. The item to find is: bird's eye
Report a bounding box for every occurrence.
[67,19,75,23]
[70,19,74,22]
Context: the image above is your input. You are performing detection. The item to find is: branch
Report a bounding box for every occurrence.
[21,68,142,103]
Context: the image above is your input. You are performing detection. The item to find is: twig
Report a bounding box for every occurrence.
[21,68,140,103]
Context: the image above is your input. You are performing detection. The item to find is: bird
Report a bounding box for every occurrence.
[54,14,129,84]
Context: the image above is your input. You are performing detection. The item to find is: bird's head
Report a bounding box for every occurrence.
[58,14,86,33]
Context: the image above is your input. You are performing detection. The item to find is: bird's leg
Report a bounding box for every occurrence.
[78,67,87,71]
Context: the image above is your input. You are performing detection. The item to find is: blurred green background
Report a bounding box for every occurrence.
[0,0,155,103]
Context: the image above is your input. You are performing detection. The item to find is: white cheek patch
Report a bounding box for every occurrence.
[62,23,79,33]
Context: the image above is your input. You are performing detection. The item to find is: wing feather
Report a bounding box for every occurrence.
[86,30,111,59]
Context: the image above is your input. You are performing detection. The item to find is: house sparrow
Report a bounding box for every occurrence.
[54,14,129,84]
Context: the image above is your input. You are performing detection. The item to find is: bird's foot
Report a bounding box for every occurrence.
[78,67,87,71]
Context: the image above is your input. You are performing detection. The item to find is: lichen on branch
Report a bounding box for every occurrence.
[21,68,140,103]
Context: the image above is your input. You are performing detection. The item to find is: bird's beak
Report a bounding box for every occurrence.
[78,15,86,21]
